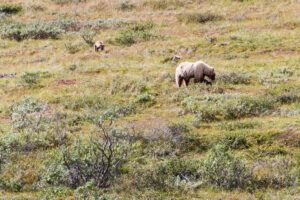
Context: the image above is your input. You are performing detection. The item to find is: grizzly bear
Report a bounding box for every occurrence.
[175,60,215,87]
[94,41,105,52]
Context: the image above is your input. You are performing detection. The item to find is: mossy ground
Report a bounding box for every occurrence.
[0,0,299,199]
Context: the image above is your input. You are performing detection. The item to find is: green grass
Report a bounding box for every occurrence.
[0,0,299,199]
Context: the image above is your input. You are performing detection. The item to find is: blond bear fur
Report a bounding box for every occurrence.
[94,41,105,52]
[175,61,215,87]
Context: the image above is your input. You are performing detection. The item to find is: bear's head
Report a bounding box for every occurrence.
[206,67,215,81]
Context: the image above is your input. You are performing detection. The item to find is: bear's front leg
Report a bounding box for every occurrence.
[203,79,212,86]
[184,78,190,86]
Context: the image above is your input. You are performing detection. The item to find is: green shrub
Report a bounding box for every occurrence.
[80,29,95,46]
[135,158,198,189]
[52,0,86,4]
[116,1,135,11]
[144,0,184,10]
[113,29,136,46]
[182,94,277,124]
[20,71,51,86]
[10,97,47,131]
[41,128,131,188]
[164,122,189,137]
[222,95,276,120]
[0,130,68,152]
[24,22,63,39]
[134,93,154,104]
[217,72,251,85]
[64,95,106,111]
[253,156,297,189]
[268,86,300,104]
[199,145,252,189]
[0,4,22,14]
[0,22,64,41]
[156,159,198,187]
[220,131,250,150]
[219,121,260,131]
[193,106,221,123]
[65,43,81,54]
[108,21,155,46]
[177,12,223,24]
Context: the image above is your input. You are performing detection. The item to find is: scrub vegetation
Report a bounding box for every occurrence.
[0,0,299,199]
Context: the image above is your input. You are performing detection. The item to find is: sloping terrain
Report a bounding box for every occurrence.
[0,0,299,199]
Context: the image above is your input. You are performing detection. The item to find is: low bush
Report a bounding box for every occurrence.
[143,0,184,10]
[217,72,251,85]
[0,4,22,14]
[108,21,156,46]
[182,94,277,124]
[80,29,95,46]
[219,121,260,131]
[177,12,223,24]
[64,95,107,111]
[20,71,51,87]
[9,98,70,148]
[134,158,198,190]
[220,131,250,150]
[199,145,252,190]
[268,85,300,104]
[65,43,81,54]
[252,156,298,189]
[134,93,155,105]
[41,127,131,188]
[85,104,137,124]
[0,130,68,152]
[0,22,64,41]
[156,159,198,188]
[223,95,276,120]
[52,0,86,4]
[10,97,48,132]
[116,1,136,11]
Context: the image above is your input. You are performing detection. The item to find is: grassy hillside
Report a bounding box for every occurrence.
[0,0,299,199]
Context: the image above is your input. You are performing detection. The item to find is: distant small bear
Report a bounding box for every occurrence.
[94,41,105,52]
[175,60,215,87]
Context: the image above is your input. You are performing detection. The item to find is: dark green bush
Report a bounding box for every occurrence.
[223,95,276,120]
[10,97,47,131]
[52,0,86,4]
[182,94,277,124]
[20,71,51,86]
[65,43,81,54]
[63,95,136,123]
[113,30,136,46]
[156,159,198,186]
[217,72,251,85]
[0,4,22,14]
[80,29,95,46]
[199,145,252,189]
[268,86,300,104]
[143,0,184,10]
[116,1,136,11]
[41,128,131,188]
[253,156,298,189]
[134,93,155,104]
[219,121,260,131]
[134,158,198,189]
[177,12,223,24]
[220,132,250,150]
[0,130,68,152]
[108,21,155,46]
[1,22,64,41]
